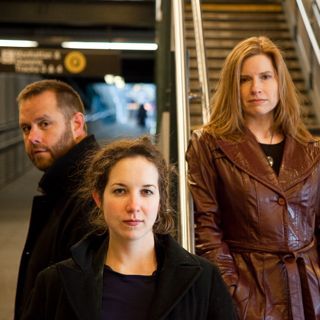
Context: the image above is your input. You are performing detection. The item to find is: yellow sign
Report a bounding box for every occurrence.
[64,51,86,74]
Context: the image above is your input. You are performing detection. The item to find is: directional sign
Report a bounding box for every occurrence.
[0,48,120,77]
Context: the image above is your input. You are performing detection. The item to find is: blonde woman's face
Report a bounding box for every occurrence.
[240,54,279,122]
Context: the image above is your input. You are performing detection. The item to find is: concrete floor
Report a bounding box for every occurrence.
[0,167,42,320]
[0,120,150,320]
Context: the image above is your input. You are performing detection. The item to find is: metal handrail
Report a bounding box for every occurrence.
[172,0,194,253]
[190,0,210,124]
[313,3,320,24]
[296,0,320,65]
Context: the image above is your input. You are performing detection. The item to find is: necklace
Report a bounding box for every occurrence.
[267,131,274,166]
[267,156,274,167]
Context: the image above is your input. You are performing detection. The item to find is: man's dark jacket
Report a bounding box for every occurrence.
[15,135,99,319]
[21,232,237,320]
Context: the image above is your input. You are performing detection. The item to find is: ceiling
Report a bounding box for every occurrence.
[0,1,155,47]
[0,1,156,82]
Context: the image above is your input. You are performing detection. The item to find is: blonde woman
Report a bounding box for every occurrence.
[186,36,320,319]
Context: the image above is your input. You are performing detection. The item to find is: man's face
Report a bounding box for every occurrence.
[19,90,77,171]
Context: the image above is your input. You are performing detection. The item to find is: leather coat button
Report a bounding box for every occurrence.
[278,197,286,205]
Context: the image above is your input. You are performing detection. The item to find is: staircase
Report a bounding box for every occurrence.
[185,1,317,130]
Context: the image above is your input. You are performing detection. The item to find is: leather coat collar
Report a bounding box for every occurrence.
[216,129,320,195]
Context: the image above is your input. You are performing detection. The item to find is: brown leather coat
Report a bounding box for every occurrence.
[186,128,320,320]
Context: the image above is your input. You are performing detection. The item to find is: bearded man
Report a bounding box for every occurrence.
[15,79,99,319]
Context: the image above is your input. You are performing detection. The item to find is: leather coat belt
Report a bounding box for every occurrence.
[228,239,316,320]
[281,239,316,320]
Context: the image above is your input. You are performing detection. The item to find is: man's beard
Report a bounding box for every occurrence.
[29,123,76,171]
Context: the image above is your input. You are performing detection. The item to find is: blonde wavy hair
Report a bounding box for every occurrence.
[204,36,313,143]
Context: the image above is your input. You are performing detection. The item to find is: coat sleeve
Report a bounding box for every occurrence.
[315,180,320,254]
[186,130,238,289]
[20,268,49,320]
[20,265,73,320]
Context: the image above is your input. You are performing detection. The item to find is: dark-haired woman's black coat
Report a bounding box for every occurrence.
[21,233,237,320]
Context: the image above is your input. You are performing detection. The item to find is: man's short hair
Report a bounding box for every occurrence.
[17,79,86,126]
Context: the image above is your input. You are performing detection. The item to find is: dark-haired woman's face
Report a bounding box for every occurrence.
[93,156,160,245]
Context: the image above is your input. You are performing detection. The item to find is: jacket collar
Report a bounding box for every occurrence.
[216,129,320,194]
[57,233,202,320]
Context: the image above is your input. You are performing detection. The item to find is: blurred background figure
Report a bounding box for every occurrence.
[137,103,147,128]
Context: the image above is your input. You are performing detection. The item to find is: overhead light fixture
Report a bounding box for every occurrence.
[104,74,126,88]
[0,39,38,48]
[61,41,158,51]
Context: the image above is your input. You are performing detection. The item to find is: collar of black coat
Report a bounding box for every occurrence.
[38,135,98,196]
[215,128,320,194]
[70,231,202,275]
[58,231,204,320]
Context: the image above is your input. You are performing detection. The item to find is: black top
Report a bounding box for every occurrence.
[101,266,157,320]
[259,139,285,175]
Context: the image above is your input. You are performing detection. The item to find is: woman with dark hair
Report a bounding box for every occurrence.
[186,36,320,319]
[22,136,236,320]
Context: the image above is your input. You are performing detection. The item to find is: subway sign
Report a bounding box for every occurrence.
[0,48,120,76]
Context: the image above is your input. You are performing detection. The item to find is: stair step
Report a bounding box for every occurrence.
[199,0,283,2]
[186,38,295,48]
[185,20,288,30]
[189,115,204,127]
[188,57,302,70]
[185,12,286,21]
[189,69,305,81]
[187,48,298,59]
[186,3,283,13]
[187,30,292,39]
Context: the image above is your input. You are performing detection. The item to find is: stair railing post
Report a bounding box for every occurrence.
[172,0,194,253]
[191,0,211,124]
[296,0,320,65]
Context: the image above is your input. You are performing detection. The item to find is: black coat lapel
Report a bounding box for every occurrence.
[57,233,107,320]
[148,237,202,319]
[58,263,102,320]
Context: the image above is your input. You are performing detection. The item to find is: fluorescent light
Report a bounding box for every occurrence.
[0,39,38,47]
[61,41,158,51]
